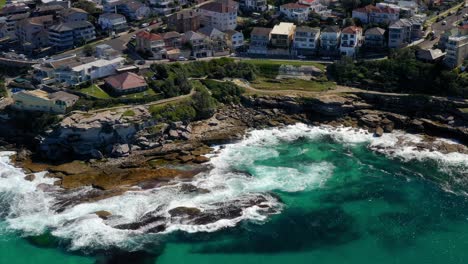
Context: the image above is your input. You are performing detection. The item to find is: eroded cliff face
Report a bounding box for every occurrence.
[34,92,468,161]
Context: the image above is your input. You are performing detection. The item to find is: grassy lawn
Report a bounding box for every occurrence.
[79,85,111,99]
[244,59,327,79]
[0,0,6,8]
[250,77,335,92]
[118,88,157,99]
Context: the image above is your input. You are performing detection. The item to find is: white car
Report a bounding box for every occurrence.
[441,20,447,25]
[178,56,188,61]
[297,55,306,60]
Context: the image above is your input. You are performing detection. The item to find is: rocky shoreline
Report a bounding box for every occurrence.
[1,91,467,206]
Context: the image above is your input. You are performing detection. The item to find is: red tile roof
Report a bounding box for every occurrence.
[136,31,163,41]
[342,26,362,34]
[281,3,309,9]
[354,4,398,14]
[105,72,147,91]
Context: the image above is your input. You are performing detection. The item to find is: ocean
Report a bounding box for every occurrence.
[1,124,467,264]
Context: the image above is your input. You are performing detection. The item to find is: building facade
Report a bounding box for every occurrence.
[293,26,320,53]
[444,35,468,68]
[199,0,237,31]
[48,21,96,50]
[340,26,363,57]
[320,25,340,54]
[167,9,200,33]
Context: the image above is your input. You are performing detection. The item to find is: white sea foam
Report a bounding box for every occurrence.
[0,124,467,250]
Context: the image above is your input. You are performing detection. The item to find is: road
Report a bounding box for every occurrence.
[418,5,468,50]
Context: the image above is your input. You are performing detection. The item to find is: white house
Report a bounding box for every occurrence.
[294,26,320,54]
[98,13,128,32]
[279,3,310,23]
[199,0,237,31]
[340,26,363,57]
[320,25,341,53]
[352,5,399,24]
[224,29,244,49]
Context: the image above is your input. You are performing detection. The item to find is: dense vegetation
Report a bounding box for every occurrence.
[0,80,6,98]
[201,79,245,104]
[328,49,468,98]
[149,82,217,122]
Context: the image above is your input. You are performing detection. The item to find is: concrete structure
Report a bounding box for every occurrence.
[239,0,267,12]
[167,9,200,33]
[199,0,237,31]
[340,26,363,57]
[16,15,54,50]
[444,35,468,68]
[48,21,96,50]
[98,13,128,32]
[59,7,88,22]
[12,89,78,113]
[279,3,310,23]
[320,25,340,54]
[248,27,271,54]
[33,55,125,85]
[5,12,29,39]
[352,5,399,24]
[270,22,295,49]
[104,72,147,95]
[364,27,386,48]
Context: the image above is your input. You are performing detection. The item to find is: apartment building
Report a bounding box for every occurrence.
[224,29,244,49]
[16,15,54,50]
[352,5,399,24]
[340,26,363,57]
[135,31,166,59]
[293,26,320,54]
[364,27,386,48]
[5,12,29,39]
[12,89,79,114]
[248,27,271,54]
[167,9,200,33]
[104,0,151,21]
[199,0,237,31]
[48,21,96,50]
[182,30,212,57]
[270,22,295,49]
[388,16,424,48]
[320,25,340,54]
[444,35,468,68]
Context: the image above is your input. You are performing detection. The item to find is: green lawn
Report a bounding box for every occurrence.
[118,88,157,99]
[79,85,111,99]
[250,77,335,92]
[245,59,327,79]
[0,0,6,8]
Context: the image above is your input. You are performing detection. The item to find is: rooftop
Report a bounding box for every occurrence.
[49,21,94,32]
[251,27,272,36]
[59,7,88,17]
[104,72,147,91]
[271,22,295,35]
[199,1,235,13]
[365,27,385,35]
[136,31,163,41]
[99,13,126,20]
[295,26,320,33]
[342,26,362,34]
[281,3,309,9]
[322,25,341,33]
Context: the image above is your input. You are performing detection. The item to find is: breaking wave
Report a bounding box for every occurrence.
[0,124,467,251]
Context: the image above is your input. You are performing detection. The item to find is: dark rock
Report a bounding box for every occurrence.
[95,210,112,220]
[193,156,209,164]
[169,207,201,217]
[24,174,35,181]
[374,127,384,137]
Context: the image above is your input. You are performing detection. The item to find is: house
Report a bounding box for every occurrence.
[105,0,150,21]
[162,31,182,48]
[239,0,267,12]
[270,22,295,49]
[280,3,310,23]
[444,35,468,68]
[340,26,363,57]
[32,55,125,85]
[293,26,320,54]
[388,16,424,48]
[199,0,237,31]
[16,15,54,50]
[12,89,79,114]
[224,29,244,49]
[150,0,177,15]
[320,25,340,54]
[48,21,96,50]
[416,49,445,63]
[104,72,147,95]
[248,27,271,54]
[182,30,212,57]
[95,44,121,59]
[135,31,166,59]
[364,27,386,48]
[298,0,329,14]
[199,26,228,53]
[59,8,88,22]
[167,9,200,33]
[352,5,399,24]
[98,13,128,32]
[0,3,30,16]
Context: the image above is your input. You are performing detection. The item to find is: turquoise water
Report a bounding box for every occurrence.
[1,125,468,264]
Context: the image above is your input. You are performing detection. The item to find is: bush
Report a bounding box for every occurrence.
[201,79,245,104]
[149,102,197,122]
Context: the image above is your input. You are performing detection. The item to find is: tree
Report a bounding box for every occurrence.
[83,44,95,56]
[192,86,216,119]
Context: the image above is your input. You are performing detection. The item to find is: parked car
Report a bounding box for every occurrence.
[178,56,188,61]
[140,23,149,28]
[131,35,136,39]
[137,60,145,65]
[189,56,197,61]
[442,20,447,25]
[297,55,306,60]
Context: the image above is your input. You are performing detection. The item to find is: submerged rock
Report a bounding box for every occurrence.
[95,210,112,220]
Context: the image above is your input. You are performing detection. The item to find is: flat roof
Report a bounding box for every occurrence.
[271,22,295,35]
